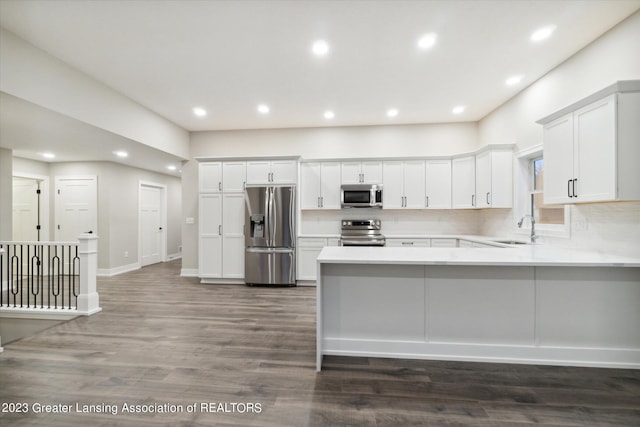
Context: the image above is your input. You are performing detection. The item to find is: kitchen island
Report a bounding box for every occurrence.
[316,245,640,371]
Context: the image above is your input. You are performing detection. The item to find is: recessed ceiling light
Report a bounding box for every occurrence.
[257,104,270,114]
[387,109,398,118]
[530,25,556,42]
[417,33,437,50]
[324,110,335,119]
[312,40,330,56]
[193,107,207,117]
[452,105,466,114]
[113,150,128,158]
[505,75,523,86]
[167,165,177,171]
[41,152,55,159]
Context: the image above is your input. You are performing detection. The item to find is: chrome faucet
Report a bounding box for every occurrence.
[517,214,537,243]
[518,194,538,243]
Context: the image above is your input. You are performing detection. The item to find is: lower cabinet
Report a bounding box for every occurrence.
[385,238,431,247]
[297,237,340,281]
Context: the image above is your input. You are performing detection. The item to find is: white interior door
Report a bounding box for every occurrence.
[55,176,97,241]
[140,184,163,267]
[12,177,40,241]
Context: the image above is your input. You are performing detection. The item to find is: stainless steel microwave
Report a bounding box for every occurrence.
[341,184,383,209]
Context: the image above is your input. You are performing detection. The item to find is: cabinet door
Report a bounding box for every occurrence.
[297,238,326,280]
[475,151,492,208]
[574,95,616,202]
[199,194,222,277]
[425,160,452,209]
[341,162,363,184]
[300,162,321,209]
[271,160,297,184]
[489,150,513,208]
[361,161,383,184]
[199,162,222,193]
[543,114,574,204]
[246,161,271,184]
[382,161,405,209]
[320,162,342,209]
[222,162,246,192]
[452,156,476,209]
[222,193,245,278]
[403,160,426,209]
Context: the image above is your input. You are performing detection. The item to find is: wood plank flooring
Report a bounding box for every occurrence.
[1,260,639,426]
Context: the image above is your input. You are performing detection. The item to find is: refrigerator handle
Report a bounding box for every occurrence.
[269,186,276,246]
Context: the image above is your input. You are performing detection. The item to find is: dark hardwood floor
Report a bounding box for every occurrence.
[1,260,639,426]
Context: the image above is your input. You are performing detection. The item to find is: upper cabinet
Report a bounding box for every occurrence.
[246,159,297,185]
[475,149,513,208]
[539,81,640,204]
[199,162,223,193]
[451,156,476,209]
[425,160,452,209]
[300,161,341,209]
[222,161,246,192]
[383,160,426,209]
[341,160,383,184]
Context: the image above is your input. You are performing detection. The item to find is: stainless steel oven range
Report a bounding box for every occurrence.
[340,219,386,246]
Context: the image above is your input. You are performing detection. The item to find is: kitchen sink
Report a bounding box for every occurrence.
[492,240,530,245]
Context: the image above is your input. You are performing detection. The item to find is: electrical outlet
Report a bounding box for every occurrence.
[124,251,129,258]
[185,217,195,224]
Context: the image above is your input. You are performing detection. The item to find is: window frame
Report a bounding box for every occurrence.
[516,145,570,239]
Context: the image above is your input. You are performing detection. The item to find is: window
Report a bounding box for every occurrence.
[530,157,565,225]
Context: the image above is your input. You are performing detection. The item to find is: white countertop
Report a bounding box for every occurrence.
[317,245,640,267]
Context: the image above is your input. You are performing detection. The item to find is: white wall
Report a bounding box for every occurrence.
[12,158,182,271]
[478,11,640,256]
[0,148,12,240]
[0,28,190,159]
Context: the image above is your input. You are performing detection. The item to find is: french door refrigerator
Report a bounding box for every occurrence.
[245,186,296,286]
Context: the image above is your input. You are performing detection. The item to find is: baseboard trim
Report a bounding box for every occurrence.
[181,268,199,277]
[200,278,245,285]
[167,253,182,261]
[97,262,141,277]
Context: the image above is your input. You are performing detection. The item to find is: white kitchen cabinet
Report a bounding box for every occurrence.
[297,237,339,281]
[451,156,476,209]
[246,159,297,185]
[475,149,513,208]
[199,193,222,277]
[221,193,245,278]
[300,162,341,209]
[199,162,222,193]
[383,160,426,209]
[385,238,431,247]
[425,159,452,209]
[540,85,640,204]
[341,161,383,184]
[430,238,458,248]
[222,161,246,192]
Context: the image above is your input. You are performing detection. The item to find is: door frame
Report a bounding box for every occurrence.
[12,172,50,241]
[138,181,167,266]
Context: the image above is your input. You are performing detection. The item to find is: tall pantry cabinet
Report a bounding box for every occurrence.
[198,161,246,282]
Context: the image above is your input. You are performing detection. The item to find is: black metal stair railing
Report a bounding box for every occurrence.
[0,242,80,310]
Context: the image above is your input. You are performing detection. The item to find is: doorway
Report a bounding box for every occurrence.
[139,182,166,267]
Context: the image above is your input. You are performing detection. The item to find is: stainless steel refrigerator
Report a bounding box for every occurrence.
[245,186,296,286]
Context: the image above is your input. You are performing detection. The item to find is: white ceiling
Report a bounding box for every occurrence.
[0,0,639,171]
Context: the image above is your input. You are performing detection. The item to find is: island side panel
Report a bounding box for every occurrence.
[321,263,426,348]
[426,266,535,345]
[535,267,640,349]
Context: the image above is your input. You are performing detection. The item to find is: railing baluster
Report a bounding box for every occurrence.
[0,240,87,313]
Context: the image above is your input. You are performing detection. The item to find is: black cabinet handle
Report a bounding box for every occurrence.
[573,179,578,198]
[486,192,490,205]
[568,179,572,198]
[471,195,475,206]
